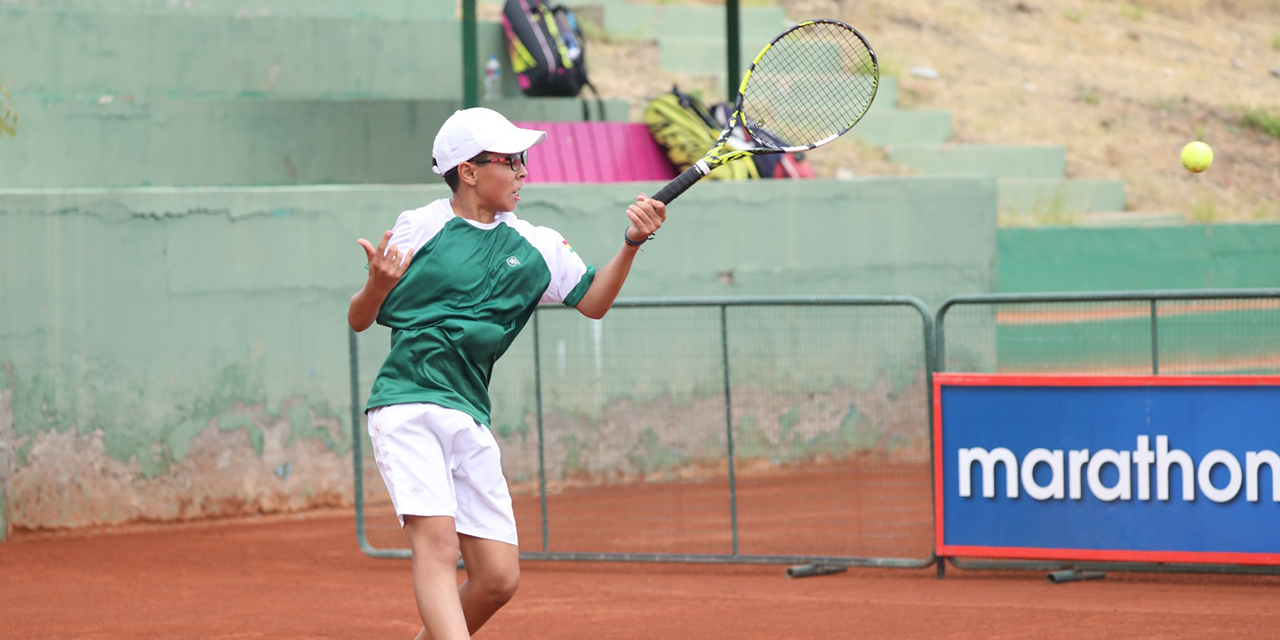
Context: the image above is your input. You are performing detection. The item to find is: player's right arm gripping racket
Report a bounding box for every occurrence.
[651,19,879,205]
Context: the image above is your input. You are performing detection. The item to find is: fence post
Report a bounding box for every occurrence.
[1150,299,1160,374]
[349,328,370,553]
[533,312,550,552]
[720,304,740,556]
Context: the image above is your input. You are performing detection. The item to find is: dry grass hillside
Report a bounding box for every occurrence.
[563,0,1280,224]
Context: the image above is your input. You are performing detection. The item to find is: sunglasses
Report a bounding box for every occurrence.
[469,150,528,172]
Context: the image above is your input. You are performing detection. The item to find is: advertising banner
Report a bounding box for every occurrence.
[934,374,1280,565]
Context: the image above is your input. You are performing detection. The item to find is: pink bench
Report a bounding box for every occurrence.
[514,121,677,184]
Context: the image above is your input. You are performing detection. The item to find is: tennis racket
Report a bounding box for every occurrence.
[651,19,879,205]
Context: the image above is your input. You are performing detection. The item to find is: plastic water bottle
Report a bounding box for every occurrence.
[484,54,501,101]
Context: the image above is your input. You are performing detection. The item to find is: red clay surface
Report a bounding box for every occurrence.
[361,459,936,561]
[3,510,1279,639]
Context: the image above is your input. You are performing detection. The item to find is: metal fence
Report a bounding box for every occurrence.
[349,296,936,569]
[348,288,1280,576]
[935,288,1280,576]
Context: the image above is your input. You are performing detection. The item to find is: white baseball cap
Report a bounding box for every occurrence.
[431,107,547,175]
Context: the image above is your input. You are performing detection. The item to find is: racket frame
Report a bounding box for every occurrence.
[652,19,879,204]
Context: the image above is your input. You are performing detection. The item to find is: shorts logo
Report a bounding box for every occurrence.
[409,485,422,496]
[506,256,520,267]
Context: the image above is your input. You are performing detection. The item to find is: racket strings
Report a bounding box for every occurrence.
[741,21,878,150]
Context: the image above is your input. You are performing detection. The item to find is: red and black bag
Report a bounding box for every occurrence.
[707,102,815,179]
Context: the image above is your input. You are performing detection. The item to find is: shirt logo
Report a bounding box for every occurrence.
[562,239,575,254]
[506,256,521,267]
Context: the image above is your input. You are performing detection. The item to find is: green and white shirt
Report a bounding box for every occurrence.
[365,198,595,424]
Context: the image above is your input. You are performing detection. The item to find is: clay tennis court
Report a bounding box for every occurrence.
[4,506,1279,639]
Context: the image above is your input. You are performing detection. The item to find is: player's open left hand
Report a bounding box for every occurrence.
[358,230,414,293]
[625,194,666,245]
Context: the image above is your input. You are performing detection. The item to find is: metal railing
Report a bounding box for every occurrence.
[350,296,936,569]
[349,288,1280,577]
[938,289,1280,377]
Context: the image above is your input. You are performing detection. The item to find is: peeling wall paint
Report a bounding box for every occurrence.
[1,369,14,539]
[10,404,348,529]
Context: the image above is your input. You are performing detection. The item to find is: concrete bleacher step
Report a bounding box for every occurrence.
[1077,211,1189,227]
[872,76,899,110]
[0,96,628,188]
[570,0,788,78]
[655,37,773,78]
[889,144,1067,179]
[839,76,951,146]
[2,8,515,100]
[592,1,787,43]
[7,0,454,19]
[859,80,1133,221]
[852,110,953,146]
[782,76,952,146]
[997,178,1128,216]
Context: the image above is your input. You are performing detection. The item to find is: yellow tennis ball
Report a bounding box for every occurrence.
[1181,141,1213,173]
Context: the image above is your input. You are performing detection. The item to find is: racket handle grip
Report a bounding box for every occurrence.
[652,164,706,205]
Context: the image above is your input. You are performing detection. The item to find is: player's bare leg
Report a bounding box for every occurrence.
[404,515,469,640]
[405,525,519,640]
[456,533,520,634]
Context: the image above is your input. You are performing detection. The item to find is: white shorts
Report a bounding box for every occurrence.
[367,402,518,546]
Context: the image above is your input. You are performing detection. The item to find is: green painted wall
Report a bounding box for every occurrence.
[515,178,999,309]
[0,176,997,533]
[998,224,1280,292]
[2,11,501,99]
[598,3,786,42]
[997,178,1126,218]
[890,144,1068,180]
[931,224,1280,381]
[12,0,455,19]
[0,96,629,188]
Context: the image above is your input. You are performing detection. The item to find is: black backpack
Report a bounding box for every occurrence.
[502,0,593,98]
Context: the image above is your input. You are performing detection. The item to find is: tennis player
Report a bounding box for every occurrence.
[347,107,665,640]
